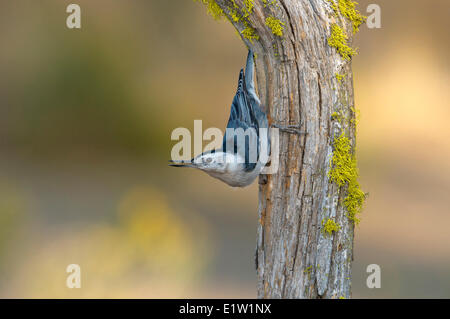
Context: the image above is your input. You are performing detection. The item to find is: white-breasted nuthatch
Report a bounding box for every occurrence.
[169,50,270,187]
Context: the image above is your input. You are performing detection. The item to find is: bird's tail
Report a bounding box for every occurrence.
[236,68,245,94]
[245,50,257,99]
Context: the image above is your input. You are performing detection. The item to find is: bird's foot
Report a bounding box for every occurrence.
[271,124,308,136]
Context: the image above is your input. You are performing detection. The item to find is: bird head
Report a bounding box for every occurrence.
[169,151,231,174]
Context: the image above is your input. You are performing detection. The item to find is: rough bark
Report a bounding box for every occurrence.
[214,0,359,298]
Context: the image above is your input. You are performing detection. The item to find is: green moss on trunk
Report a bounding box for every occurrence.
[265,16,285,37]
[329,133,365,224]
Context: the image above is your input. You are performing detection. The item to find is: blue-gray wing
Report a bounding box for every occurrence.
[222,51,270,171]
[226,69,255,126]
[223,68,259,171]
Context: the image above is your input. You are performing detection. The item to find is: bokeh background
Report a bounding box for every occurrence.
[0,0,449,298]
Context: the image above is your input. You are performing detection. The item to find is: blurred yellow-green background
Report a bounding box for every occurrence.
[0,0,449,298]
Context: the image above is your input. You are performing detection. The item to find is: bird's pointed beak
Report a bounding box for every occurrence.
[168,160,197,168]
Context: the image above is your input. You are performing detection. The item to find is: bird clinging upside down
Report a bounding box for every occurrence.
[169,50,270,187]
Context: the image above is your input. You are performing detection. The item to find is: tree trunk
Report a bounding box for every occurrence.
[212,0,364,298]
